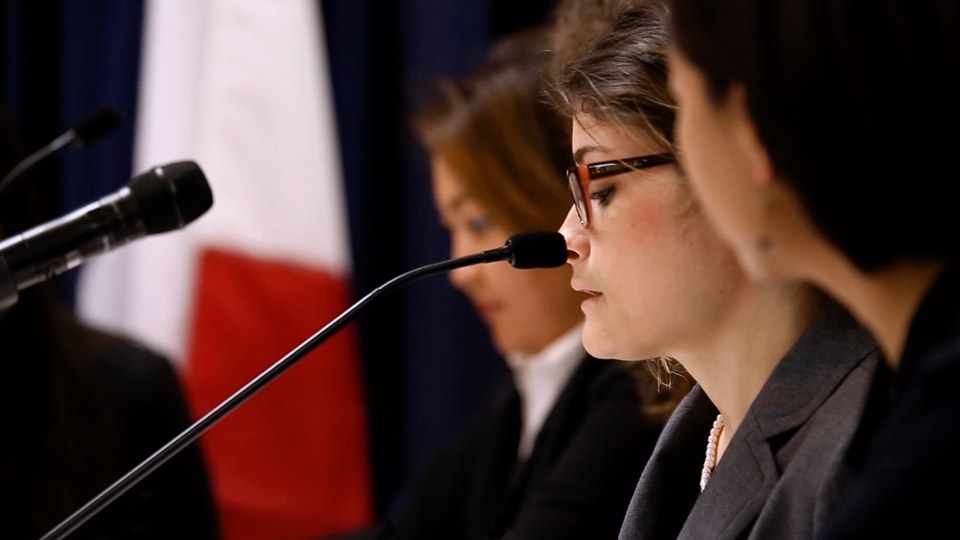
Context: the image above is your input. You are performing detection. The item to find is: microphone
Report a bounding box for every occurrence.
[0,160,213,310]
[0,106,121,195]
[38,230,567,540]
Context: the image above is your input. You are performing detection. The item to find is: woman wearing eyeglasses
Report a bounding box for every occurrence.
[356,24,690,540]
[552,3,882,539]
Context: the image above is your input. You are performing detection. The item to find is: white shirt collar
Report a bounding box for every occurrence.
[505,321,586,460]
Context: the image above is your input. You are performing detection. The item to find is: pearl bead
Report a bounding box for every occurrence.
[699,413,725,492]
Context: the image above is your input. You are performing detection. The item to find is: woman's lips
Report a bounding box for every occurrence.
[571,281,601,296]
[571,282,602,310]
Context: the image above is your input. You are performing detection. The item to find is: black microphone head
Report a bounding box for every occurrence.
[72,106,121,146]
[505,231,568,269]
[127,161,214,234]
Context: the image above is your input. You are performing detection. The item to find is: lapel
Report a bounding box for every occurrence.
[678,306,878,540]
[619,385,716,540]
[491,355,594,532]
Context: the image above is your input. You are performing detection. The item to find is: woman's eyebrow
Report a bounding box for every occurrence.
[573,145,605,164]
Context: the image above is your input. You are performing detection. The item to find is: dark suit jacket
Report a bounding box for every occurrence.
[821,260,960,539]
[620,306,881,540]
[0,335,220,540]
[84,338,221,540]
[382,355,669,540]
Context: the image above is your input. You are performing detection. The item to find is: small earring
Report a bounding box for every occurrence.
[756,235,772,253]
[756,192,774,253]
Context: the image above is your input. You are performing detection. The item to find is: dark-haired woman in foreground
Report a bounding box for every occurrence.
[667,0,960,537]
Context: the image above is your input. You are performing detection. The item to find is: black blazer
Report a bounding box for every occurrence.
[620,307,881,540]
[85,338,221,540]
[0,335,220,540]
[821,260,960,539]
[382,355,670,540]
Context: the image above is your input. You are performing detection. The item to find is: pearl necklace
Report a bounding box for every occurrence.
[699,414,724,492]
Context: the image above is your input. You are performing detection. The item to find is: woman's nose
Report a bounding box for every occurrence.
[448,234,479,290]
[559,205,586,262]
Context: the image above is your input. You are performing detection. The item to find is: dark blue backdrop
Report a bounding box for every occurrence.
[0,0,559,517]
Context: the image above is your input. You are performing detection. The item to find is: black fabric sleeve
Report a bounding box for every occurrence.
[92,340,221,540]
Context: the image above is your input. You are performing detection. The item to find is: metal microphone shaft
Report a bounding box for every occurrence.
[39,241,525,540]
[0,107,120,195]
[0,132,74,194]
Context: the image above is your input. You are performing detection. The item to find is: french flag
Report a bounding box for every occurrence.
[76,1,374,539]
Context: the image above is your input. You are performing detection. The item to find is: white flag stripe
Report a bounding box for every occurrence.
[192,0,350,266]
[78,0,351,366]
[133,0,208,166]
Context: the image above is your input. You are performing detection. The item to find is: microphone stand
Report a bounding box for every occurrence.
[0,131,76,194]
[0,106,120,196]
[39,242,518,540]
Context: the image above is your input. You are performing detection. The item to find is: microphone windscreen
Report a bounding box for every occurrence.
[72,107,121,146]
[128,161,214,234]
[506,231,568,269]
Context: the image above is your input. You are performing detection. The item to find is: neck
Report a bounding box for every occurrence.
[806,250,944,367]
[507,318,584,366]
[675,282,818,456]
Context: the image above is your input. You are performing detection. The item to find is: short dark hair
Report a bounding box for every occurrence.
[670,0,960,271]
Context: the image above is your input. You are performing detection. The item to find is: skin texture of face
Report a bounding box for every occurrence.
[559,114,744,361]
[667,48,948,364]
[432,155,585,356]
[667,48,789,281]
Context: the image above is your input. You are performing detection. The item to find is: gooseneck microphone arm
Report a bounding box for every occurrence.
[0,130,75,194]
[0,106,120,195]
[39,231,567,540]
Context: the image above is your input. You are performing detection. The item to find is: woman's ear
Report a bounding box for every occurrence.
[726,83,774,189]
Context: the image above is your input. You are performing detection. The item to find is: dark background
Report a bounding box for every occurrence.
[0,0,561,518]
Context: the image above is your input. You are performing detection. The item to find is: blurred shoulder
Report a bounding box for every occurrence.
[62,317,185,409]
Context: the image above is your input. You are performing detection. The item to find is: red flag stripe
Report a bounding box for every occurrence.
[184,248,373,540]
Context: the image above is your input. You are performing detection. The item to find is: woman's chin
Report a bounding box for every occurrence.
[582,328,620,360]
